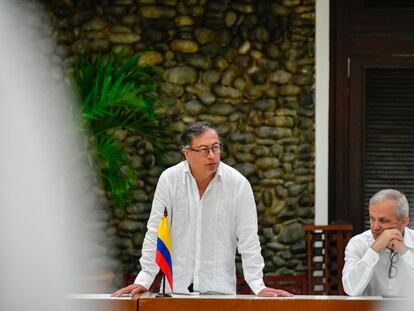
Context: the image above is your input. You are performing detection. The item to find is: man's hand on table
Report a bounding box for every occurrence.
[112,284,294,298]
[111,284,148,299]
[257,287,293,297]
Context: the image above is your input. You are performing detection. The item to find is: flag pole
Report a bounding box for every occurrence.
[155,207,172,298]
[155,274,171,297]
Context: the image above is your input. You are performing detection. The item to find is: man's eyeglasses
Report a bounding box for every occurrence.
[388,251,399,279]
[188,144,221,157]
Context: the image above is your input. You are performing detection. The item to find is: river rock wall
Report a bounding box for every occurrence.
[43,0,315,285]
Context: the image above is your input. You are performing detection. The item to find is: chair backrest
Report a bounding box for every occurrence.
[304,224,353,295]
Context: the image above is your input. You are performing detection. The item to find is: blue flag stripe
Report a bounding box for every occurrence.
[157,238,172,270]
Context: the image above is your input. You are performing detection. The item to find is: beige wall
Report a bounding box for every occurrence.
[315,0,329,224]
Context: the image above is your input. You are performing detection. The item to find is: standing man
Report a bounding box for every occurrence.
[113,122,292,297]
[342,189,414,296]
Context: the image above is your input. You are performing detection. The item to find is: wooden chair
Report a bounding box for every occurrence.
[304,224,353,295]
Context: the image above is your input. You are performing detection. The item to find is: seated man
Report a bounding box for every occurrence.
[342,189,414,296]
[113,122,292,298]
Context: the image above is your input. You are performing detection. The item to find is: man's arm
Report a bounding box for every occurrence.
[236,178,292,297]
[342,238,379,296]
[112,172,171,296]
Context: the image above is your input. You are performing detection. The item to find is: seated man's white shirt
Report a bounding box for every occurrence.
[342,227,414,296]
[134,161,266,295]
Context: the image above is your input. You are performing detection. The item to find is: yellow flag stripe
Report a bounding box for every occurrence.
[157,216,171,252]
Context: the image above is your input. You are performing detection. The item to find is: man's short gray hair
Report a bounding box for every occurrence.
[369,189,409,219]
[180,121,218,148]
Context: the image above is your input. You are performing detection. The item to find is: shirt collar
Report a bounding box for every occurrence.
[216,161,223,178]
[403,228,414,249]
[183,160,191,174]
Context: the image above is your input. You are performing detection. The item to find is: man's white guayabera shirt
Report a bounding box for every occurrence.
[342,227,414,296]
[134,161,266,295]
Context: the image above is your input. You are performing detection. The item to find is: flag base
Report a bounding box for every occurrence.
[155,293,172,298]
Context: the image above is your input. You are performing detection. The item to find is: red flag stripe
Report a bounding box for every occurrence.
[156,249,173,291]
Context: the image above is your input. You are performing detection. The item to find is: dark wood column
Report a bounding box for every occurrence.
[329,0,414,233]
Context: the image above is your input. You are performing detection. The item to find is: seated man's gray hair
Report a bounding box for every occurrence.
[369,189,409,219]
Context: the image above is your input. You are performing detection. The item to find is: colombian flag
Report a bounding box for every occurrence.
[155,213,173,291]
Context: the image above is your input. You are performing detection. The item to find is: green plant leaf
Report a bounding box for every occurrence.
[71,52,169,207]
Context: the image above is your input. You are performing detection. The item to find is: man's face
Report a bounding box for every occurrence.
[369,199,408,240]
[182,129,220,179]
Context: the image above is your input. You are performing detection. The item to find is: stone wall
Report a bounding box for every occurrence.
[44,0,315,285]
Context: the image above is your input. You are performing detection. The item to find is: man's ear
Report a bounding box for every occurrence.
[401,216,409,229]
[182,148,189,159]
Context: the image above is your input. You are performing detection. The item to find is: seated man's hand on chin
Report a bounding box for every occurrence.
[388,239,408,254]
[257,287,293,297]
[371,229,403,253]
[111,284,148,299]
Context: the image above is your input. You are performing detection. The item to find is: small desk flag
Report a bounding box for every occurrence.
[155,208,173,292]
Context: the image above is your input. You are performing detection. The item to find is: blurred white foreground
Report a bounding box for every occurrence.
[0,1,106,310]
